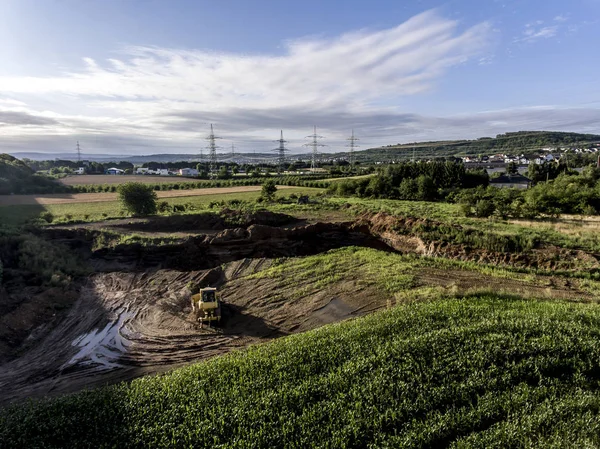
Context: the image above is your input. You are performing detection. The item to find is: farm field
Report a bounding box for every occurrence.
[0,186,323,226]
[0,185,301,206]
[58,174,200,186]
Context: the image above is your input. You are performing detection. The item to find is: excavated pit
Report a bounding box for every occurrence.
[1,210,598,406]
[0,215,394,405]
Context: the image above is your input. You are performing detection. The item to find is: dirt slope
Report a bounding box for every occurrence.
[0,259,385,405]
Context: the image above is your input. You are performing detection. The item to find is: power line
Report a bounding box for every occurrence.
[304,125,326,172]
[346,130,359,167]
[273,130,289,174]
[76,141,81,162]
[205,124,222,176]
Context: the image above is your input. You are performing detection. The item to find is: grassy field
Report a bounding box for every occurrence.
[0,187,324,227]
[3,294,600,447]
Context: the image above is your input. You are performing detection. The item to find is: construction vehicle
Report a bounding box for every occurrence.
[191,287,222,326]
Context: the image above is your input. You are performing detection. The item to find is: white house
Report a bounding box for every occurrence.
[158,168,169,176]
[75,167,85,175]
[135,167,149,175]
[178,168,199,177]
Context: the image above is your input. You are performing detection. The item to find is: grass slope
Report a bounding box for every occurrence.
[2,295,600,448]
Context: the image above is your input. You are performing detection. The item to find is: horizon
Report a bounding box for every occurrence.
[1,0,600,155]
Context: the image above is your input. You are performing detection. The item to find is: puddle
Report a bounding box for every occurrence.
[65,307,134,370]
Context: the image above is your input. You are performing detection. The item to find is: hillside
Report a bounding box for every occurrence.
[1,294,600,448]
[355,131,600,161]
[0,154,67,195]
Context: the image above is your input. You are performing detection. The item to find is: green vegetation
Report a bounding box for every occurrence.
[68,174,339,194]
[0,232,88,286]
[250,247,415,295]
[363,130,600,160]
[0,187,324,227]
[328,161,488,201]
[117,182,158,216]
[260,179,277,202]
[0,154,67,194]
[3,295,600,447]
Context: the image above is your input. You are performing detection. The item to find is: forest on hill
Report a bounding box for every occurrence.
[355,131,600,161]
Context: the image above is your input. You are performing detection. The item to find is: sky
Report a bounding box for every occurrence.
[1,0,599,156]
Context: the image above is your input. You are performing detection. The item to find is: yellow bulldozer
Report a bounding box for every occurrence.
[191,287,222,326]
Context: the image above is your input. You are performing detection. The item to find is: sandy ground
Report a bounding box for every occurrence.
[0,185,297,206]
[59,175,199,186]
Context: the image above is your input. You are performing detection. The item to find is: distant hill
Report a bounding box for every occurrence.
[355,131,600,161]
[8,152,282,164]
[8,131,600,164]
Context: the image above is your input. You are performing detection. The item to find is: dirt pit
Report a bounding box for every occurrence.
[1,210,597,406]
[0,258,385,405]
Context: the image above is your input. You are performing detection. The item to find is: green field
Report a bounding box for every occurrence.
[0,187,324,227]
[3,294,600,448]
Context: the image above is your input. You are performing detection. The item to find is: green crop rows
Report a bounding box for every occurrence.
[2,295,600,448]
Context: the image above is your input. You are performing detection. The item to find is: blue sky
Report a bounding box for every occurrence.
[0,0,599,155]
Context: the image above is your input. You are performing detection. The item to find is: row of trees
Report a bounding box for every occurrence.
[328,162,489,201]
[457,168,600,218]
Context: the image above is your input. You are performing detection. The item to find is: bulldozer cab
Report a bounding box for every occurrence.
[201,289,216,302]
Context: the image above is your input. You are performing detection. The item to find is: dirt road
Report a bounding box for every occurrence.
[0,185,296,206]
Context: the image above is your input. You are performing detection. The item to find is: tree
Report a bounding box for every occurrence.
[117,182,158,216]
[261,180,277,202]
[217,166,231,179]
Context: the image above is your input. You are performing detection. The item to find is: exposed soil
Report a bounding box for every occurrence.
[0,260,386,405]
[0,210,596,406]
[354,212,600,272]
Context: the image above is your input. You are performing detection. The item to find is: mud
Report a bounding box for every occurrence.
[0,259,385,405]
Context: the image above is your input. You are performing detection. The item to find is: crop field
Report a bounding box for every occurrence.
[58,174,201,186]
[0,186,323,227]
[3,294,600,448]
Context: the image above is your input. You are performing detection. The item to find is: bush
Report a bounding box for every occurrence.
[475,199,494,218]
[117,182,158,216]
[157,201,171,213]
[39,211,54,223]
[261,180,277,202]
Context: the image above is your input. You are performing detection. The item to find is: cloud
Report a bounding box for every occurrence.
[515,23,559,43]
[0,10,497,154]
[2,104,600,155]
[0,110,59,127]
